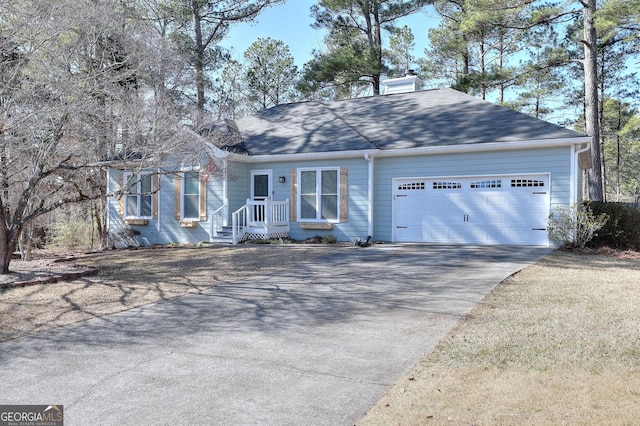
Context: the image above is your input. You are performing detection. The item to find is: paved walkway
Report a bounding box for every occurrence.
[0,245,549,425]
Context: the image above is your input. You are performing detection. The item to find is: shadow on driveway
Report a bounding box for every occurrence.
[0,245,549,425]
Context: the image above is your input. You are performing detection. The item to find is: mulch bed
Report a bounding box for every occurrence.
[569,246,640,259]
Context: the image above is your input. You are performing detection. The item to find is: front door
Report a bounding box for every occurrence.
[251,170,272,222]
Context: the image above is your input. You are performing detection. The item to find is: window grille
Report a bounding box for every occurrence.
[470,180,502,189]
[398,182,425,190]
[433,181,462,190]
[511,179,544,188]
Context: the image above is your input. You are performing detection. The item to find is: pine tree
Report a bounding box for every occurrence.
[304,0,431,97]
[244,37,298,110]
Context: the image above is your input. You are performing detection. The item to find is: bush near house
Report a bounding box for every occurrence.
[48,220,94,251]
[586,202,640,250]
[547,204,609,249]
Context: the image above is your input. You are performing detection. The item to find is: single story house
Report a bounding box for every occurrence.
[106,73,593,247]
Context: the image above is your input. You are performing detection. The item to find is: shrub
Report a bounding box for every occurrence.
[585,202,640,250]
[49,220,95,250]
[322,234,337,244]
[547,204,609,249]
[242,238,273,244]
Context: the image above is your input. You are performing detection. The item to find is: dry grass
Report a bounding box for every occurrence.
[0,244,345,342]
[359,250,640,425]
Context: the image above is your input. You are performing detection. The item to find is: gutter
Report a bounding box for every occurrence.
[230,149,379,163]
[575,141,593,170]
[230,137,592,163]
[377,137,593,158]
[575,143,591,155]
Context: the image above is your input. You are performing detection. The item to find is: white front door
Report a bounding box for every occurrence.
[251,170,272,222]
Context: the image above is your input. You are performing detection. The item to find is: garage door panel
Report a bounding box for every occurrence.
[472,192,507,207]
[508,228,548,245]
[468,192,507,226]
[394,175,550,245]
[445,231,469,244]
[508,229,531,244]
[427,226,448,242]
[429,194,465,220]
[394,181,429,242]
[429,225,467,243]
[508,190,549,228]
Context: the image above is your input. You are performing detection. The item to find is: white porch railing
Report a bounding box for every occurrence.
[209,202,228,237]
[232,199,290,244]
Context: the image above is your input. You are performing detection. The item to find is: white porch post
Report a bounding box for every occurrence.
[232,213,238,244]
[265,199,272,225]
[157,168,162,234]
[223,158,229,226]
[105,168,111,247]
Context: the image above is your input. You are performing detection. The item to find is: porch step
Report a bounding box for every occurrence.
[210,226,233,244]
[209,235,233,244]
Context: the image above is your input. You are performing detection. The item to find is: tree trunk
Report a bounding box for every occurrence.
[499,32,505,103]
[0,226,19,274]
[192,4,206,112]
[479,40,486,100]
[583,0,604,201]
[373,2,382,96]
[17,223,30,261]
[616,101,622,201]
[362,1,382,96]
[598,48,607,201]
[93,196,108,249]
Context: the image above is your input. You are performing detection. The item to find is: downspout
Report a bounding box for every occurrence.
[573,143,591,204]
[575,142,591,158]
[364,153,375,239]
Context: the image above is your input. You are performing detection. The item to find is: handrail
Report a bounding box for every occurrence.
[231,204,248,244]
[209,202,227,237]
[231,199,290,244]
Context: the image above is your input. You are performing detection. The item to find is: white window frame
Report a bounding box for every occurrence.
[123,172,153,219]
[297,167,340,223]
[181,170,202,221]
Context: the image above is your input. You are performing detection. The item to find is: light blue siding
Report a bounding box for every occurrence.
[372,146,572,242]
[108,169,221,246]
[106,169,131,246]
[248,157,371,242]
[108,145,575,246]
[226,162,249,216]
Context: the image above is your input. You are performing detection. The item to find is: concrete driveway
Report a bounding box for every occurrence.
[0,245,548,425]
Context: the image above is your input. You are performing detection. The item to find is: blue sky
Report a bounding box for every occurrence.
[220,0,437,69]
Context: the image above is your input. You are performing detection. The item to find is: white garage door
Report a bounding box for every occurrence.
[394,175,550,245]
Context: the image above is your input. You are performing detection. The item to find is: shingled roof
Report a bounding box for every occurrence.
[233,88,585,156]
